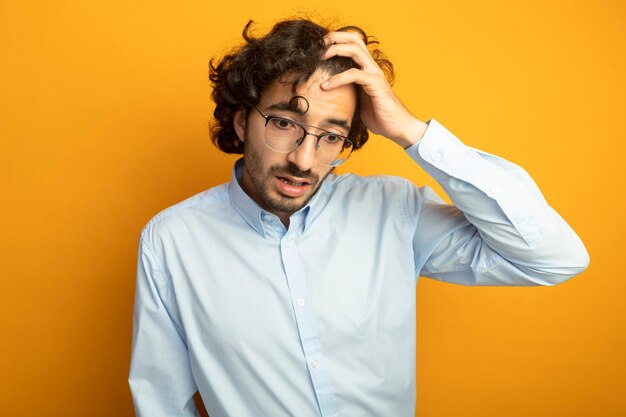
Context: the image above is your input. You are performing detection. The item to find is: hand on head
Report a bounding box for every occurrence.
[321,31,428,148]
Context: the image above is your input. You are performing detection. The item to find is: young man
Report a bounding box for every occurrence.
[129,18,589,417]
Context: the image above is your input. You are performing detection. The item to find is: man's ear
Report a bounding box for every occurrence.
[233,107,246,142]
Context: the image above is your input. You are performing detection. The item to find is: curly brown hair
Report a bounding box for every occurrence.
[209,18,394,154]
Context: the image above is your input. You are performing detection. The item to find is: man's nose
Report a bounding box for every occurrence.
[286,133,318,171]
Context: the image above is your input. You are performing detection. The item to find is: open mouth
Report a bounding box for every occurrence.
[275,175,312,198]
[277,176,310,187]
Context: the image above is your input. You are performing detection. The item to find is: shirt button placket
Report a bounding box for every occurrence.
[279,236,337,417]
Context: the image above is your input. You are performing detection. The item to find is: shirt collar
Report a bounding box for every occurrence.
[228,159,266,237]
[227,159,330,237]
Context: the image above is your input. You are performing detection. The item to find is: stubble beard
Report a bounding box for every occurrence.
[243,137,327,216]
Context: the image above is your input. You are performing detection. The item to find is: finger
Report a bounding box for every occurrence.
[324,31,368,53]
[323,43,383,74]
[321,67,380,91]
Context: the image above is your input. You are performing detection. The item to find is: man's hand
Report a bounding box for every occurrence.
[321,31,428,148]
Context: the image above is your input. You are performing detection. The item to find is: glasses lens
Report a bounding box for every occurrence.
[264,117,304,152]
[263,115,353,166]
[317,133,353,166]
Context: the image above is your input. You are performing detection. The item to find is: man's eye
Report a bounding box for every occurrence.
[271,118,296,129]
[322,134,343,144]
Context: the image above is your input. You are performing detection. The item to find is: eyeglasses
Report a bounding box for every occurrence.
[252,106,354,167]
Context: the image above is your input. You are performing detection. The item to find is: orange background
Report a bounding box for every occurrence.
[1,1,624,416]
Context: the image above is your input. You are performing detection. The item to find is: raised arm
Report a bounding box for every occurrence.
[404,120,589,285]
[321,30,589,285]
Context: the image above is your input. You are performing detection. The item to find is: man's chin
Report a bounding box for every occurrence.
[265,193,311,215]
[259,173,327,216]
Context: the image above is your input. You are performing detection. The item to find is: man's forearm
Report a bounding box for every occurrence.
[406,119,589,285]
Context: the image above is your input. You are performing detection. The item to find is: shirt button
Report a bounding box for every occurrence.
[431,152,442,162]
[490,186,499,196]
[311,359,319,369]
[297,298,305,306]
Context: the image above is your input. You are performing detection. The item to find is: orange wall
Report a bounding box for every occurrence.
[1,1,624,416]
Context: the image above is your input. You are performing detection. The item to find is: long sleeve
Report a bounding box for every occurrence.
[129,236,200,417]
[406,119,589,286]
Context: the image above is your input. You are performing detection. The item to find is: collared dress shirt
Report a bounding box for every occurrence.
[129,119,589,417]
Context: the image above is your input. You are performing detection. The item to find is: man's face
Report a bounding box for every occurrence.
[235,69,357,221]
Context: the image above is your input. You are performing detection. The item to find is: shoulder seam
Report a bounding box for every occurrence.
[140,185,229,238]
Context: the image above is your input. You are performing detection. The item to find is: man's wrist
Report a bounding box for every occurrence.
[394,118,429,149]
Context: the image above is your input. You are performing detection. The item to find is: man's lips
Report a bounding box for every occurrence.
[276,175,311,187]
[275,175,312,198]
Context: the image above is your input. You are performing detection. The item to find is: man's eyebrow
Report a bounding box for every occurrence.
[265,102,352,133]
[266,102,306,115]
[325,118,351,133]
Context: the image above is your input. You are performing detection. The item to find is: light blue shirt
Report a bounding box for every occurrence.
[129,119,589,417]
